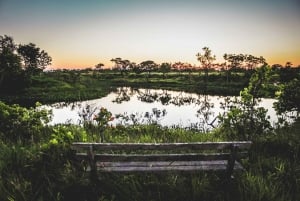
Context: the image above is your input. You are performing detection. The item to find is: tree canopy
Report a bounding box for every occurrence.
[0,35,52,91]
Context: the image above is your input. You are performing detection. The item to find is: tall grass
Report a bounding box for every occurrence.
[0,108,299,200]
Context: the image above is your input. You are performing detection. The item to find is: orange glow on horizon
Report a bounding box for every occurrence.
[50,52,300,70]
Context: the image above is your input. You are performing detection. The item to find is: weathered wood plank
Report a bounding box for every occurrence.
[72,141,252,151]
[95,161,243,172]
[94,153,231,161]
[75,152,249,162]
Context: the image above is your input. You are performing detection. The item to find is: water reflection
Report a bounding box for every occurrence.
[44,87,277,131]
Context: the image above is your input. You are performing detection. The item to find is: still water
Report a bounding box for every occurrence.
[44,88,277,130]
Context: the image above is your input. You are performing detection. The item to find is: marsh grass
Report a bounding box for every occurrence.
[0,121,299,201]
[0,98,299,200]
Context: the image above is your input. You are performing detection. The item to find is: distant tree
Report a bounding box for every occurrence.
[140,60,157,79]
[95,63,104,71]
[0,35,23,89]
[172,62,184,76]
[271,64,283,70]
[111,58,131,76]
[196,47,216,84]
[223,54,245,70]
[278,61,297,83]
[130,62,142,75]
[17,43,52,75]
[223,53,245,83]
[244,55,266,70]
[159,62,171,79]
[285,61,293,68]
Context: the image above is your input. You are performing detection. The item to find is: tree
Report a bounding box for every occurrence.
[223,54,245,81]
[17,43,52,75]
[0,35,22,89]
[245,55,266,71]
[131,62,141,75]
[278,62,297,83]
[95,63,104,71]
[218,66,273,140]
[110,58,131,75]
[140,60,157,79]
[159,62,171,79]
[196,47,216,84]
[0,101,51,143]
[275,78,300,118]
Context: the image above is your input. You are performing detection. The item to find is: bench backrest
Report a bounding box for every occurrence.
[72,141,252,151]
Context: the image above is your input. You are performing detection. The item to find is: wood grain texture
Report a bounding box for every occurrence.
[95,161,243,172]
[72,141,252,151]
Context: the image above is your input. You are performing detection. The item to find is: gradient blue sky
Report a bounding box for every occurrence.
[1,0,299,68]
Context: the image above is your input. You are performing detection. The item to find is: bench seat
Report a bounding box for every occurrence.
[94,160,243,172]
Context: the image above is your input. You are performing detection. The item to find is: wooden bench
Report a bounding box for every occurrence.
[71,141,252,178]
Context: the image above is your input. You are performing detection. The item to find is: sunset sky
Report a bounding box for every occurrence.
[0,0,299,69]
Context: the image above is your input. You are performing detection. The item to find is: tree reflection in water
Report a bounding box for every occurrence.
[111,87,216,131]
[112,87,133,103]
[116,108,167,126]
[43,87,277,131]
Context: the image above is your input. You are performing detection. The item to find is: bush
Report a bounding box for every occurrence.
[0,101,51,144]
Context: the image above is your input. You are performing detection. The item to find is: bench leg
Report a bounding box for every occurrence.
[226,145,238,179]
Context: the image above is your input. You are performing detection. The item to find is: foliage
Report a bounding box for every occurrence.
[0,101,51,144]
[274,78,300,117]
[247,65,277,98]
[78,106,114,142]
[0,35,52,91]
[0,35,24,90]
[217,95,271,140]
[46,125,88,148]
[93,107,114,128]
[0,100,299,201]
[94,107,114,142]
[17,43,52,75]
[217,66,273,140]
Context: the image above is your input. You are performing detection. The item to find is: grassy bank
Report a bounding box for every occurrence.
[0,70,249,106]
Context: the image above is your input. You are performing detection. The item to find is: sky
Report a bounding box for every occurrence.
[0,0,299,69]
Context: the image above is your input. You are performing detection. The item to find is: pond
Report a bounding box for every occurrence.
[44,87,278,130]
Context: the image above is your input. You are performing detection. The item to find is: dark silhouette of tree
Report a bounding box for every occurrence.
[159,62,171,79]
[223,53,245,83]
[110,58,131,76]
[278,61,297,83]
[137,89,158,103]
[271,64,283,70]
[95,63,104,71]
[131,62,142,75]
[285,61,293,68]
[140,60,157,80]
[0,35,23,90]
[245,55,266,71]
[17,43,52,75]
[196,47,216,86]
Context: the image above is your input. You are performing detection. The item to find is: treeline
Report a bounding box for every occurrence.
[1,34,300,106]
